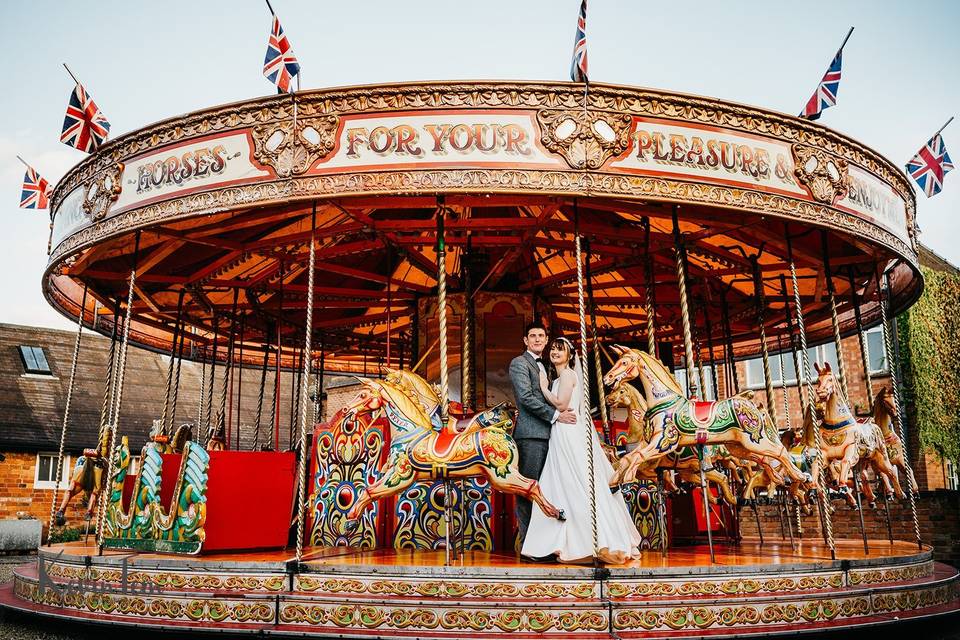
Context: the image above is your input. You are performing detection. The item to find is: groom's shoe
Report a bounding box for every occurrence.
[610,484,622,495]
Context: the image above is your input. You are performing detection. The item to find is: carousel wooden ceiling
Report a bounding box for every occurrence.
[48,194,915,372]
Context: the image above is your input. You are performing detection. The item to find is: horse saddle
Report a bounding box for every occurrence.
[689,401,720,426]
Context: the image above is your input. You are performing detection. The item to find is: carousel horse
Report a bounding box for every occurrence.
[383,366,501,435]
[602,345,811,495]
[54,426,111,526]
[342,375,563,529]
[872,387,918,495]
[741,415,815,506]
[604,381,736,505]
[810,362,905,499]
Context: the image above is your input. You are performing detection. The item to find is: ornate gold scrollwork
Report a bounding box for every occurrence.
[536,109,632,170]
[81,163,124,221]
[792,144,848,205]
[252,115,339,176]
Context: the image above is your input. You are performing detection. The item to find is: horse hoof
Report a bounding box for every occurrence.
[610,484,621,495]
[556,509,566,522]
[343,519,359,533]
[54,511,66,527]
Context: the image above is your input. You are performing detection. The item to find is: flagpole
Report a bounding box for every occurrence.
[62,63,80,86]
[264,0,275,15]
[934,117,955,137]
[15,155,31,170]
[837,27,855,55]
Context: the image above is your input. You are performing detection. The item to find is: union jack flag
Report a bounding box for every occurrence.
[569,0,588,83]
[906,134,954,197]
[19,164,50,210]
[800,50,842,120]
[60,83,110,152]
[263,13,300,93]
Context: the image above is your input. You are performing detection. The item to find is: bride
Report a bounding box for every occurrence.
[521,336,642,564]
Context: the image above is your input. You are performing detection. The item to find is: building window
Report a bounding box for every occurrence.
[674,365,718,401]
[34,453,71,489]
[18,345,52,375]
[946,459,958,492]
[864,326,889,375]
[745,343,838,389]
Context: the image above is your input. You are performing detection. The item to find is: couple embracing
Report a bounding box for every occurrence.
[509,321,641,564]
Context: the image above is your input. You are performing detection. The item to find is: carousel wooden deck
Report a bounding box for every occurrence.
[3,538,958,637]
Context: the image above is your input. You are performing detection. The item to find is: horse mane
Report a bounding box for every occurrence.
[386,368,439,415]
[636,350,684,396]
[374,378,433,428]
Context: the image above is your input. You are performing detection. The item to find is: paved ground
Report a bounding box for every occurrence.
[1,554,959,638]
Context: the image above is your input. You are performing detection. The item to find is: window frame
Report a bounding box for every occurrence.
[744,343,838,390]
[34,452,72,490]
[864,326,890,376]
[18,345,52,376]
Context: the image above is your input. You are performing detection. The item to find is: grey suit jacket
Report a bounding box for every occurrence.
[509,352,556,441]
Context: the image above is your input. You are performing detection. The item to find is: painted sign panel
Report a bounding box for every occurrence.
[314,111,562,171]
[113,132,271,214]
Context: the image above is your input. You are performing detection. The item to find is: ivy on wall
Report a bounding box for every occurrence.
[898,266,960,462]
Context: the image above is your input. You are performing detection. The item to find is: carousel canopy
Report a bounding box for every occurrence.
[43,81,920,373]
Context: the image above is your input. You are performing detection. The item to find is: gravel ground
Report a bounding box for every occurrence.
[1,553,958,639]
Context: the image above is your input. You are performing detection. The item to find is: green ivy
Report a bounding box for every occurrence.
[898,267,960,462]
[48,526,82,544]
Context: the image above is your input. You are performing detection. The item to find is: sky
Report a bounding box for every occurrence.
[1,0,957,331]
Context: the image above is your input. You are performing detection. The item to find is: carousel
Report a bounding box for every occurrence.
[2,80,958,637]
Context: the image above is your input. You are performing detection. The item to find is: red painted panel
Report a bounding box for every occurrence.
[160,451,297,552]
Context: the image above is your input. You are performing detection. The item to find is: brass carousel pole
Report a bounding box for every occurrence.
[720,286,739,396]
[205,317,219,442]
[48,284,88,535]
[642,220,668,555]
[574,202,599,563]
[822,232,851,401]
[752,257,778,428]
[96,231,141,553]
[586,238,611,444]
[786,230,836,560]
[160,290,185,437]
[314,334,325,425]
[644,217,657,357]
[295,204,317,564]
[879,267,922,551]
[847,267,874,413]
[779,275,808,540]
[672,206,714,562]
[436,200,455,565]
[822,236,868,552]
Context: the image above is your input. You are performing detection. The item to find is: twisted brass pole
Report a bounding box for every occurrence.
[295,209,317,563]
[787,233,835,559]
[822,234,850,402]
[753,258,778,427]
[97,232,141,551]
[879,270,921,550]
[48,285,88,535]
[575,228,599,559]
[848,267,874,413]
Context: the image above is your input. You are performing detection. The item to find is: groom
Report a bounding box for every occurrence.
[509,320,577,546]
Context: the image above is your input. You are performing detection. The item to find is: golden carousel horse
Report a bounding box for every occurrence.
[54,426,111,526]
[810,362,905,499]
[604,381,737,505]
[342,374,563,529]
[872,386,918,494]
[602,345,811,496]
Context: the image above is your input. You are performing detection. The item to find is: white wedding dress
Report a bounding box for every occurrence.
[521,375,642,564]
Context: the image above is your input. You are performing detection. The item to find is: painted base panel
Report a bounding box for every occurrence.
[2,538,958,637]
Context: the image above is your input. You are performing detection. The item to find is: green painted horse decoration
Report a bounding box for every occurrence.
[602,345,811,496]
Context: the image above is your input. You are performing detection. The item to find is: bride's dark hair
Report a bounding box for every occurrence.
[547,336,577,383]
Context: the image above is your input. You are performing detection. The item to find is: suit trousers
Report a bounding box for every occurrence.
[515,437,550,546]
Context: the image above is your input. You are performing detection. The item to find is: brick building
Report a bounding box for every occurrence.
[0,322,303,532]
